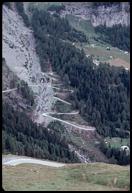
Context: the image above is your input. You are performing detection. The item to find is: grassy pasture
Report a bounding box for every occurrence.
[2,162,130,191]
[105,137,130,148]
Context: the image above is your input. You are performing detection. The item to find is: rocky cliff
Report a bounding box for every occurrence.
[2,4,54,124]
[60,2,130,27]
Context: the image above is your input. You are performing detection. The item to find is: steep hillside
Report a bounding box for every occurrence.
[29,4,130,165]
[3,3,109,164]
[2,59,34,113]
[2,2,130,166]
[2,4,54,125]
[2,2,130,191]
[24,2,130,28]
[60,2,130,27]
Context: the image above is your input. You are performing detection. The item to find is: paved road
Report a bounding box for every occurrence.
[29,84,73,93]
[3,156,65,167]
[54,96,72,105]
[42,113,95,131]
[51,86,73,93]
[47,111,79,115]
[2,88,17,93]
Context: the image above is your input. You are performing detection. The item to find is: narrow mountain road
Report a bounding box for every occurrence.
[47,111,79,115]
[54,96,72,105]
[42,113,95,131]
[51,86,73,92]
[2,88,17,93]
[29,84,73,93]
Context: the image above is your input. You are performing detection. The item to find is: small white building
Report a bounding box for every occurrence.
[106,47,110,50]
[93,59,99,66]
[124,51,128,55]
[120,145,129,152]
[91,44,95,48]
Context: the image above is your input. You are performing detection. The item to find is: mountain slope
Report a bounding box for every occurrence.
[2,2,129,166]
[3,4,54,124]
[2,3,109,164]
[60,2,130,27]
[2,2,130,191]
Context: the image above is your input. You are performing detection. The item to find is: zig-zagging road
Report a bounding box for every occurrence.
[2,4,98,165]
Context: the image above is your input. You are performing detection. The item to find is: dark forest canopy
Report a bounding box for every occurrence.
[31,9,88,43]
[2,5,129,165]
[100,140,130,165]
[15,2,30,27]
[30,9,130,138]
[2,102,79,163]
[47,4,65,12]
[3,2,11,9]
[92,2,121,8]
[95,24,130,51]
[32,9,130,137]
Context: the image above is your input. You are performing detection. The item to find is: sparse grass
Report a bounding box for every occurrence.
[69,131,85,148]
[2,163,130,191]
[66,14,130,68]
[105,137,130,148]
[53,100,73,113]
[66,14,97,41]
[26,3,130,69]
[75,42,130,68]
[83,44,129,62]
[53,113,89,126]
[108,58,130,69]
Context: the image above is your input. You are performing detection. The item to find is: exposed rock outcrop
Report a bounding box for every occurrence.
[60,2,130,27]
